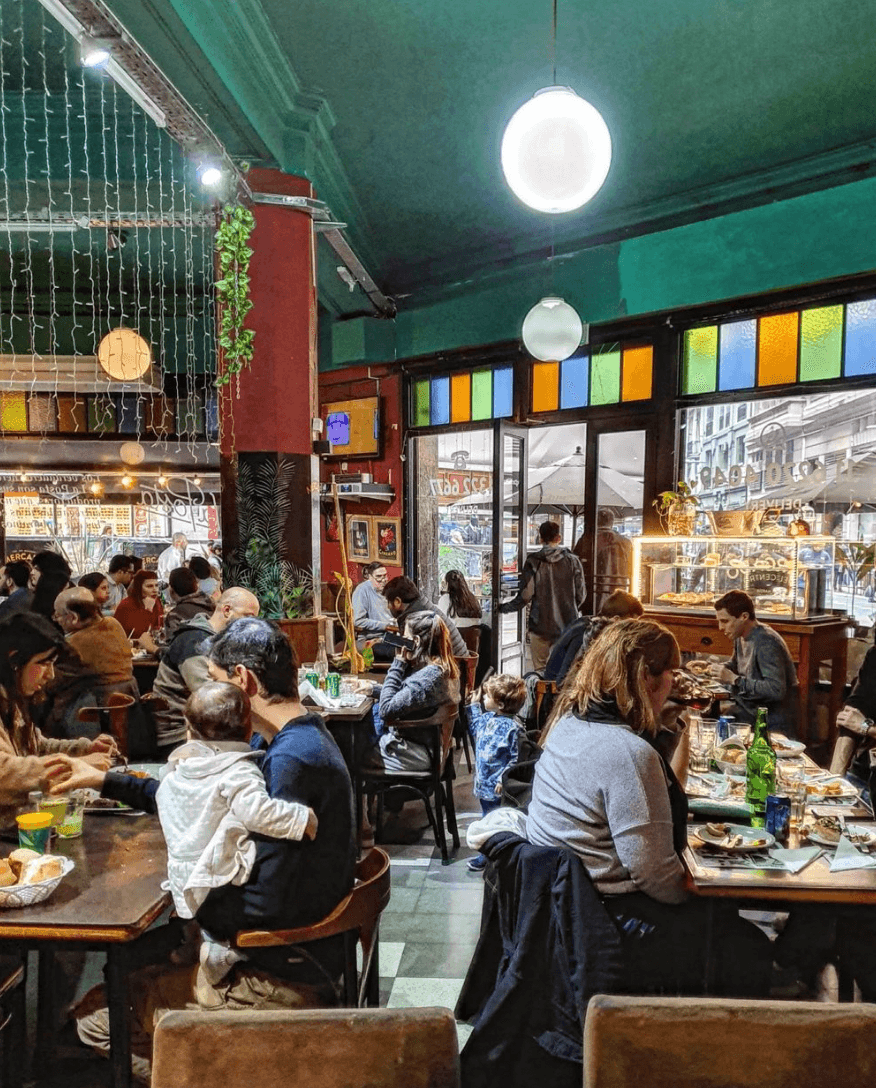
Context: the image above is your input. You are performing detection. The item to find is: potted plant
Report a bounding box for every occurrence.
[653,481,701,536]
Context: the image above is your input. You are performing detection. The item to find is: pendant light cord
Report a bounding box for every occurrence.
[551,0,557,84]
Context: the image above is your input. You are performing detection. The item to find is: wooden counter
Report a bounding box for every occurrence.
[647,609,849,746]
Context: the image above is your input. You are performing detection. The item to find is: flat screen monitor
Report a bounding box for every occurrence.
[323,395,381,459]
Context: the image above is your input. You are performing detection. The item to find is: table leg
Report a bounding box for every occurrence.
[703,900,717,995]
[106,945,132,1088]
[797,642,812,744]
[32,948,56,1078]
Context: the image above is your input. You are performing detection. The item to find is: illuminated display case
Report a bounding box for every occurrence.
[631,535,836,620]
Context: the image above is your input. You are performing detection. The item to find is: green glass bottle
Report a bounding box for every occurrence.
[745,706,777,828]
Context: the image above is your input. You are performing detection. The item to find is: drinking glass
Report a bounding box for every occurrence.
[781,765,806,829]
[340,678,358,698]
[729,723,752,746]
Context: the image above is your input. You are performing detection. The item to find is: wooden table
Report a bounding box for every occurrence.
[0,817,170,1088]
[649,609,849,745]
[132,654,160,695]
[316,696,375,848]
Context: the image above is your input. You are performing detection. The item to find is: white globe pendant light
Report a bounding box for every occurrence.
[501,86,612,214]
[522,297,583,361]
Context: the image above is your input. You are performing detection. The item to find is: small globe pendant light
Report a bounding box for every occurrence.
[501,86,612,214]
[522,297,583,361]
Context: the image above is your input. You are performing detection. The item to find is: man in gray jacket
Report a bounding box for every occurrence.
[500,520,585,672]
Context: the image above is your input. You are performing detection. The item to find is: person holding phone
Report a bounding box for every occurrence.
[359,611,460,773]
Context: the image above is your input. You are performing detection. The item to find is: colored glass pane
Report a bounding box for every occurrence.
[0,393,26,431]
[531,362,559,412]
[88,395,116,433]
[450,372,471,422]
[799,305,843,382]
[58,395,87,432]
[560,353,589,409]
[177,396,206,436]
[492,366,513,417]
[471,369,492,420]
[682,327,718,394]
[115,395,140,434]
[845,299,876,377]
[27,395,57,431]
[590,350,621,405]
[758,311,798,385]
[718,320,756,391]
[205,392,220,440]
[413,380,430,427]
[621,345,653,401]
[430,376,450,425]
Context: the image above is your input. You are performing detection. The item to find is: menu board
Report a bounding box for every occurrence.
[3,495,54,537]
[3,495,132,538]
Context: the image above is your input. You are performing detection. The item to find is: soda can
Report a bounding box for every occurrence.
[717,716,731,743]
[305,670,320,690]
[325,672,341,698]
[765,794,791,843]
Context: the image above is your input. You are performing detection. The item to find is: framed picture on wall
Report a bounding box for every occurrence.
[372,516,401,565]
[347,516,372,562]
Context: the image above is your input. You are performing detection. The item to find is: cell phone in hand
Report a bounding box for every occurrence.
[383,630,417,651]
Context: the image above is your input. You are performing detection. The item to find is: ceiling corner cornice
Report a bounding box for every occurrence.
[165,0,376,263]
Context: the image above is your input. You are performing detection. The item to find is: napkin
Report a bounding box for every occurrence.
[829,835,876,872]
[299,680,334,708]
[770,846,822,874]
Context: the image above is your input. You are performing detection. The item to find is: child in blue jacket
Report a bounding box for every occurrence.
[466,673,527,872]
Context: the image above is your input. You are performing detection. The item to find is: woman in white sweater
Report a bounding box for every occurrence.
[528,618,771,995]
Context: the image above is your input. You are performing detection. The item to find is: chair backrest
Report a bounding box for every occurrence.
[454,653,478,699]
[583,994,876,1088]
[76,692,136,755]
[392,702,458,762]
[152,1006,460,1088]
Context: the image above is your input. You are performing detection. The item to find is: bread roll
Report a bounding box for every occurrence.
[8,847,40,878]
[19,856,62,885]
[0,860,15,887]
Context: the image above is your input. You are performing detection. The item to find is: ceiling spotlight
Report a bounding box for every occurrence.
[197,162,223,188]
[193,476,202,487]
[19,472,29,484]
[157,473,167,487]
[79,35,111,69]
[121,474,136,488]
[90,480,104,496]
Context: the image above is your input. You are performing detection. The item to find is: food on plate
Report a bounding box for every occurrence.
[84,796,127,810]
[806,778,844,796]
[747,837,768,847]
[686,660,713,676]
[772,736,801,753]
[8,848,41,879]
[19,856,62,885]
[705,822,728,836]
[717,745,746,764]
[0,860,15,888]
[806,815,843,843]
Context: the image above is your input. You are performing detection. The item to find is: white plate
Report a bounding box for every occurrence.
[805,777,859,800]
[693,824,775,853]
[772,738,806,757]
[805,824,876,848]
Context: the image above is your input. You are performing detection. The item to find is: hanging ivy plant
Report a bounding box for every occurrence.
[214,204,256,386]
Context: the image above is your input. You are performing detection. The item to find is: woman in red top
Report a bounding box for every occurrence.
[114,569,164,640]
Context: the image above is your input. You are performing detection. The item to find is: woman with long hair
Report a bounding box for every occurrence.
[438,569,482,655]
[363,611,460,772]
[529,618,771,995]
[114,569,164,641]
[0,613,115,826]
[78,571,111,612]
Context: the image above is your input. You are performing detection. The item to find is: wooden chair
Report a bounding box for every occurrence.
[237,847,391,1008]
[152,1006,460,1088]
[453,653,478,773]
[76,692,136,756]
[360,705,460,862]
[583,994,876,1088]
[533,679,559,734]
[0,956,26,1088]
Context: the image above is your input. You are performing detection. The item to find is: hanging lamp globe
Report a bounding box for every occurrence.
[501,86,612,213]
[522,297,583,361]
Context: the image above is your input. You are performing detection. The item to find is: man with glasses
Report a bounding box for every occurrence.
[352,562,394,659]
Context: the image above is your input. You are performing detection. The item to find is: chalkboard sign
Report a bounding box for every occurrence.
[748,568,790,594]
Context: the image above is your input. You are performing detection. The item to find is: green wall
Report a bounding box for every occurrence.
[322,175,876,370]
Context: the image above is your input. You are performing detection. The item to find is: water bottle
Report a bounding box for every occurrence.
[314,636,329,688]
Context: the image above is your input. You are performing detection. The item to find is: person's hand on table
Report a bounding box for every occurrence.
[40,754,78,792]
[137,631,158,654]
[47,756,107,796]
[79,751,113,770]
[87,733,119,759]
[710,663,736,685]
[353,679,373,695]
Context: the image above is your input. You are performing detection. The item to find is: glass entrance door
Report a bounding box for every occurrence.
[591,429,646,610]
[493,423,528,675]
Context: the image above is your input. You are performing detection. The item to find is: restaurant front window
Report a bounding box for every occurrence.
[678,388,876,624]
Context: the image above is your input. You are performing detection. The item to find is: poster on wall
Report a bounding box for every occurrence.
[346,516,372,562]
[323,396,381,459]
[372,517,400,565]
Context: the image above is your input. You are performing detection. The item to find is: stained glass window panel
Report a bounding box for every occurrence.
[430,377,450,426]
[471,369,492,420]
[177,396,206,436]
[719,320,756,391]
[682,327,718,394]
[205,391,220,440]
[88,395,116,434]
[621,345,653,401]
[27,395,57,432]
[531,362,559,412]
[560,353,589,409]
[492,366,513,417]
[450,373,471,422]
[590,350,621,405]
[413,380,430,427]
[115,395,140,434]
[0,393,26,432]
[58,396,87,432]
[800,305,843,382]
[845,299,876,377]
[758,312,798,385]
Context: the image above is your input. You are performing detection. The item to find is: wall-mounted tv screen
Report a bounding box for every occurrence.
[323,395,381,459]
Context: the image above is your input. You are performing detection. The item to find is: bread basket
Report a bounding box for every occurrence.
[0,856,75,909]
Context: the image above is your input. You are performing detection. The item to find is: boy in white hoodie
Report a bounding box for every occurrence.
[156,681,317,981]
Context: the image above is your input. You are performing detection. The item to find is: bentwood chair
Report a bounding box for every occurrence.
[0,956,26,1088]
[583,994,876,1088]
[76,692,136,756]
[453,653,478,773]
[152,1006,460,1088]
[237,847,391,1008]
[360,704,460,862]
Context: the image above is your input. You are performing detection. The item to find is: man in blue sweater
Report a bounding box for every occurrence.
[73,617,356,1074]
